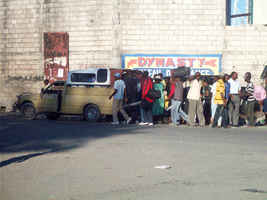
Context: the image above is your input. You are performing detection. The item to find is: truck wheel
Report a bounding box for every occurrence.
[46,113,60,120]
[21,103,36,120]
[84,104,101,122]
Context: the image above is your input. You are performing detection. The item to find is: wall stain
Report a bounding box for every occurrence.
[6,76,43,83]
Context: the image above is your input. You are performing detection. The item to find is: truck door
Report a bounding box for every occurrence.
[40,84,59,113]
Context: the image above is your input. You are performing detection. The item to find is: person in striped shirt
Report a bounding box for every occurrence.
[244,72,256,127]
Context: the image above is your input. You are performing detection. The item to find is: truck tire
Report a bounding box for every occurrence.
[21,102,36,120]
[46,113,60,120]
[84,104,101,122]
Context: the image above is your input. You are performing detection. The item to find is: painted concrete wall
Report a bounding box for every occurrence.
[253,0,267,25]
[1,0,267,109]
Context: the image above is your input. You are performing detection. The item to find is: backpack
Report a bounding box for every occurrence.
[172,67,191,81]
[147,88,161,100]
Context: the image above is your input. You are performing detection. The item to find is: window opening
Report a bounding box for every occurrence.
[71,73,96,83]
[226,0,253,26]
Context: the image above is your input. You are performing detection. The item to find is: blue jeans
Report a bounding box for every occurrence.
[140,105,144,122]
[212,104,228,128]
[263,98,267,113]
[171,100,188,125]
[140,106,152,123]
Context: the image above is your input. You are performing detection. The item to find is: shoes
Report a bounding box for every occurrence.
[139,122,148,126]
[127,117,132,124]
[169,123,179,127]
[111,121,119,125]
[139,122,153,126]
[231,125,239,128]
[169,123,177,126]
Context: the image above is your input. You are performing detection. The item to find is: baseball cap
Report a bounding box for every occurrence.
[114,73,121,78]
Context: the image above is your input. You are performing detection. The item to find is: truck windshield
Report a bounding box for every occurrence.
[71,73,96,83]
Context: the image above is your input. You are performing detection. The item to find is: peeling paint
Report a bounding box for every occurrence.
[44,32,69,82]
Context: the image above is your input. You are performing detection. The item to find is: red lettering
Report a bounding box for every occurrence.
[138,57,146,67]
[205,59,217,68]
[166,58,175,67]
[198,58,205,67]
[177,58,185,67]
[188,58,195,67]
[146,58,155,67]
[156,58,165,67]
[127,59,137,68]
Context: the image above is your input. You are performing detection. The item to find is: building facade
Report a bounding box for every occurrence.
[1,0,267,109]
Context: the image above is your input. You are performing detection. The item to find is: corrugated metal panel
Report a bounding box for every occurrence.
[44,32,69,83]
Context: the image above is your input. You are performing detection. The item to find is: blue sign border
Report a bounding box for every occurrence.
[122,54,222,74]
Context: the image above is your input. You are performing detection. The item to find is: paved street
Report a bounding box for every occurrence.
[0,113,267,200]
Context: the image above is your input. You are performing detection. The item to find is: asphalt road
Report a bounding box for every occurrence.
[0,114,267,200]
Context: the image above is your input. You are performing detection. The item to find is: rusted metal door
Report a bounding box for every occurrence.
[44,32,69,83]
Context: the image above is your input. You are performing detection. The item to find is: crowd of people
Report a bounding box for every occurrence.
[109,70,267,128]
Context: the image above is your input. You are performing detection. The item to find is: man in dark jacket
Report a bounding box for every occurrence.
[122,70,140,123]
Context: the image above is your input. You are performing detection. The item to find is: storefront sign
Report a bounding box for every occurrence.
[122,54,222,77]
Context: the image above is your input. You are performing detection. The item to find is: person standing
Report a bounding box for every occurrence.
[109,73,131,125]
[41,79,49,93]
[244,72,256,127]
[168,76,188,126]
[158,73,166,89]
[212,75,227,128]
[187,72,205,127]
[263,77,267,124]
[139,71,154,126]
[210,76,219,125]
[122,70,140,123]
[163,76,172,124]
[228,72,241,127]
[152,75,164,124]
[201,79,212,125]
[223,74,231,127]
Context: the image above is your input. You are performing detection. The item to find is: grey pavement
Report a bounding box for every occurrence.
[0,114,267,200]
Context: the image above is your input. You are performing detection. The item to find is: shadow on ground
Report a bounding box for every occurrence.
[1,150,50,168]
[0,113,153,167]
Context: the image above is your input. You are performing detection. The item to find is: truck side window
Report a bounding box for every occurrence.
[71,73,96,83]
[97,69,107,83]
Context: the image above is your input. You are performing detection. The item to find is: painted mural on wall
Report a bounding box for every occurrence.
[122,54,222,77]
[44,32,69,82]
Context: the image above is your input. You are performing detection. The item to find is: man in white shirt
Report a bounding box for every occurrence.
[187,72,205,127]
[109,73,131,125]
[228,72,241,127]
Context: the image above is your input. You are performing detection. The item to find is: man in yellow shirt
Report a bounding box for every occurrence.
[212,75,228,128]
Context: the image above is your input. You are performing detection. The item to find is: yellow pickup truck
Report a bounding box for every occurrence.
[16,68,121,122]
